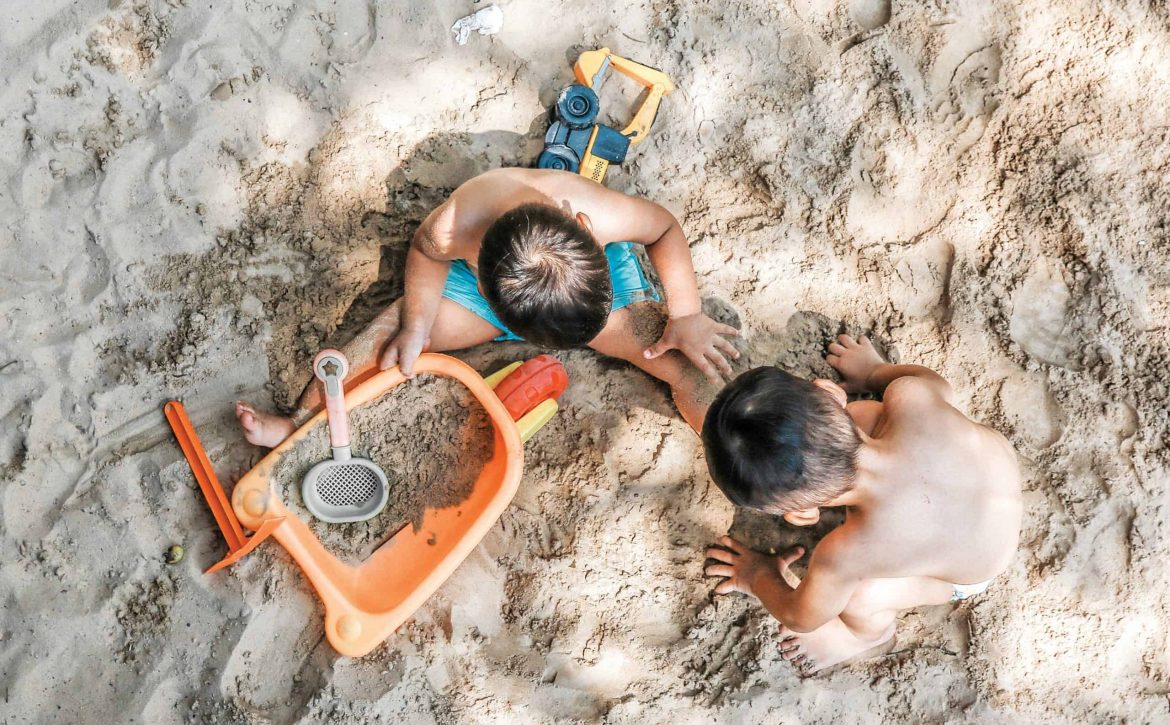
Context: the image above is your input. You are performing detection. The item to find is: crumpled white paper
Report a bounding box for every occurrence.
[450,5,504,45]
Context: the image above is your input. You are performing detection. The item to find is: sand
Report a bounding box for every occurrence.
[2,0,1169,722]
[270,374,493,564]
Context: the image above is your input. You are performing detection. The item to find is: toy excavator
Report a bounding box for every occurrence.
[537,48,675,183]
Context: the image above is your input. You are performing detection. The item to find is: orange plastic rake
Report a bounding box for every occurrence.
[163,401,285,573]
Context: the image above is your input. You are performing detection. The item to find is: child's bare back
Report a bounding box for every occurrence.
[702,334,1022,674]
[837,375,1020,587]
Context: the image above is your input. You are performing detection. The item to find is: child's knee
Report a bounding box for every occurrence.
[839,582,899,640]
[843,579,885,617]
[624,301,669,350]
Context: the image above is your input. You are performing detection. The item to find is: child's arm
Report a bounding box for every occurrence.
[378,206,457,376]
[705,535,860,633]
[826,334,955,403]
[578,183,739,384]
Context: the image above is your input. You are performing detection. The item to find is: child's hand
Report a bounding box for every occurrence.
[643,313,739,384]
[826,334,886,393]
[705,536,805,596]
[379,327,431,377]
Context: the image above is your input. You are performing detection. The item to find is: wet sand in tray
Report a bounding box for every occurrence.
[270,374,495,564]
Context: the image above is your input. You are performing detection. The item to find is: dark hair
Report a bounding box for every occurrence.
[479,203,612,348]
[701,367,860,512]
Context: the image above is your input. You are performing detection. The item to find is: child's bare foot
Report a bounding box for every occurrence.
[778,618,895,675]
[235,402,295,447]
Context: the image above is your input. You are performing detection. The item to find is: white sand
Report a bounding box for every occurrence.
[2,0,1169,722]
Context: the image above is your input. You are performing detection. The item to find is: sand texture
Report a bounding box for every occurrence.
[270,374,493,564]
[3,0,1170,722]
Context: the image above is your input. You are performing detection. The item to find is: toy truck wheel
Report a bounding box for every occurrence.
[554,84,600,129]
[537,144,581,172]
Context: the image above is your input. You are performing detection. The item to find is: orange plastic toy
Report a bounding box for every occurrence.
[164,401,285,573]
[220,353,565,656]
[491,354,569,420]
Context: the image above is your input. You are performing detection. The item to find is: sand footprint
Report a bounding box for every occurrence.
[219,595,328,719]
[889,238,955,320]
[680,604,764,703]
[845,132,955,247]
[1008,259,1081,369]
[602,408,696,486]
[928,19,1003,154]
[209,66,265,101]
[998,371,1064,450]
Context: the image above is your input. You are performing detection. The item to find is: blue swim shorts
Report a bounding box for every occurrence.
[441,241,660,342]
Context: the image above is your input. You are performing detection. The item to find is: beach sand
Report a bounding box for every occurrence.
[2,0,1169,722]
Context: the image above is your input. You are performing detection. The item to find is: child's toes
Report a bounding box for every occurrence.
[235,405,257,429]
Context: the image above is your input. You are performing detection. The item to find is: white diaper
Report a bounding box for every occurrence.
[951,578,993,602]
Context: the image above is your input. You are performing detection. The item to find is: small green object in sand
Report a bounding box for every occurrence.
[165,544,184,565]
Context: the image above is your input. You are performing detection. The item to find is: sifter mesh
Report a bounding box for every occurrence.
[315,464,381,507]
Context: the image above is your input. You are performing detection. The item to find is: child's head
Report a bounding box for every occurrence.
[479,203,612,348]
[702,366,860,522]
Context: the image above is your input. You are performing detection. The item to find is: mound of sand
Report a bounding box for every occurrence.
[2,0,1169,722]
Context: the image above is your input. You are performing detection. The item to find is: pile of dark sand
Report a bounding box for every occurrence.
[270,374,494,564]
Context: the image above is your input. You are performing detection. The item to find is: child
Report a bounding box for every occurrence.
[701,334,1021,673]
[236,167,739,442]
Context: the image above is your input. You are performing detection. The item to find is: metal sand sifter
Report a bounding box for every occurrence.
[302,349,390,523]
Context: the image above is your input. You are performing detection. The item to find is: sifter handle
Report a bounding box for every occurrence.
[314,349,351,448]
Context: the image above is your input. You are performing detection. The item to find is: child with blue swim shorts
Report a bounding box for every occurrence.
[237,168,738,445]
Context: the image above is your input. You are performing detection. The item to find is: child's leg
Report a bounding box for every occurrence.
[778,576,955,674]
[236,298,502,446]
[588,301,717,432]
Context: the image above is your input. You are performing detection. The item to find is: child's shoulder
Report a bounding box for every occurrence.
[880,377,964,430]
[466,167,554,187]
[471,167,526,182]
[448,168,532,199]
[453,168,558,209]
[882,376,942,404]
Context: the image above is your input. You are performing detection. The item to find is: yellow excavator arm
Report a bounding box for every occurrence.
[573,48,675,145]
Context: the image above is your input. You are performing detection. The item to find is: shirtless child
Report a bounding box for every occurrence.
[236,167,738,442]
[701,334,1021,674]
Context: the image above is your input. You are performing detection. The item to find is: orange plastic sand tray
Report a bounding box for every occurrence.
[231,354,530,657]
